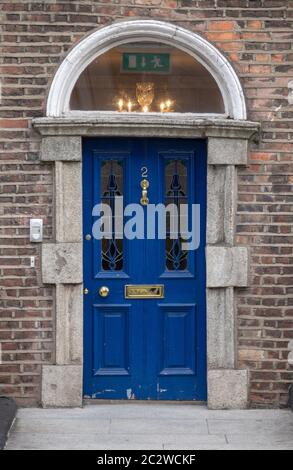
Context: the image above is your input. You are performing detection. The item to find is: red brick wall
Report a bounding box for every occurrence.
[0,0,292,407]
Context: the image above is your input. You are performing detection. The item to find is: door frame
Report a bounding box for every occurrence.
[34,115,259,409]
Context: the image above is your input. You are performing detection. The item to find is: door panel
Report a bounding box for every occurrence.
[93,305,130,376]
[158,304,196,376]
[83,138,207,400]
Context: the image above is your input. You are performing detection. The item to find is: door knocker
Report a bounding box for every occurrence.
[140,179,149,206]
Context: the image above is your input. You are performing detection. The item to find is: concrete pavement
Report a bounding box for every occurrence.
[5,403,293,450]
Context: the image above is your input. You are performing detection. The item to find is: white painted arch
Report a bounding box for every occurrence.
[46,20,247,120]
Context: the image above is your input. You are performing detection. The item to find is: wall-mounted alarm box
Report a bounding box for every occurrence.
[30,219,43,242]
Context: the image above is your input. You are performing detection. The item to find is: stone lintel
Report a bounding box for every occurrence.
[206,246,249,288]
[42,242,82,284]
[208,369,249,409]
[33,116,259,141]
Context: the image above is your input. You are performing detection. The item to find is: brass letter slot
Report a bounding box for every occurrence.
[125,285,164,299]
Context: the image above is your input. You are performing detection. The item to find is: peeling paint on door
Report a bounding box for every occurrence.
[126,388,135,400]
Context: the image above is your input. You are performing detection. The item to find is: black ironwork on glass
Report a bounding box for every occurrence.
[101,160,123,271]
[165,159,188,271]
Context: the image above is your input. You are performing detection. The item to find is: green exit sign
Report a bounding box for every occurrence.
[122,53,170,73]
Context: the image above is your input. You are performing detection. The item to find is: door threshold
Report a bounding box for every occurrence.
[83,399,207,406]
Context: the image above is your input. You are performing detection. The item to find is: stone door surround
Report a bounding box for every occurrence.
[33,116,259,408]
[32,19,259,408]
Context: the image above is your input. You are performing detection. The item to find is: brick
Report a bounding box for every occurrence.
[0,119,29,129]
[208,21,237,31]
[247,20,262,30]
[249,65,272,74]
[206,32,240,41]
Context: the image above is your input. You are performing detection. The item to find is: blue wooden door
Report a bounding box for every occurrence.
[83,138,207,400]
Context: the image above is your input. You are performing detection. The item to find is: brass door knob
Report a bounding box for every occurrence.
[99,286,110,297]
